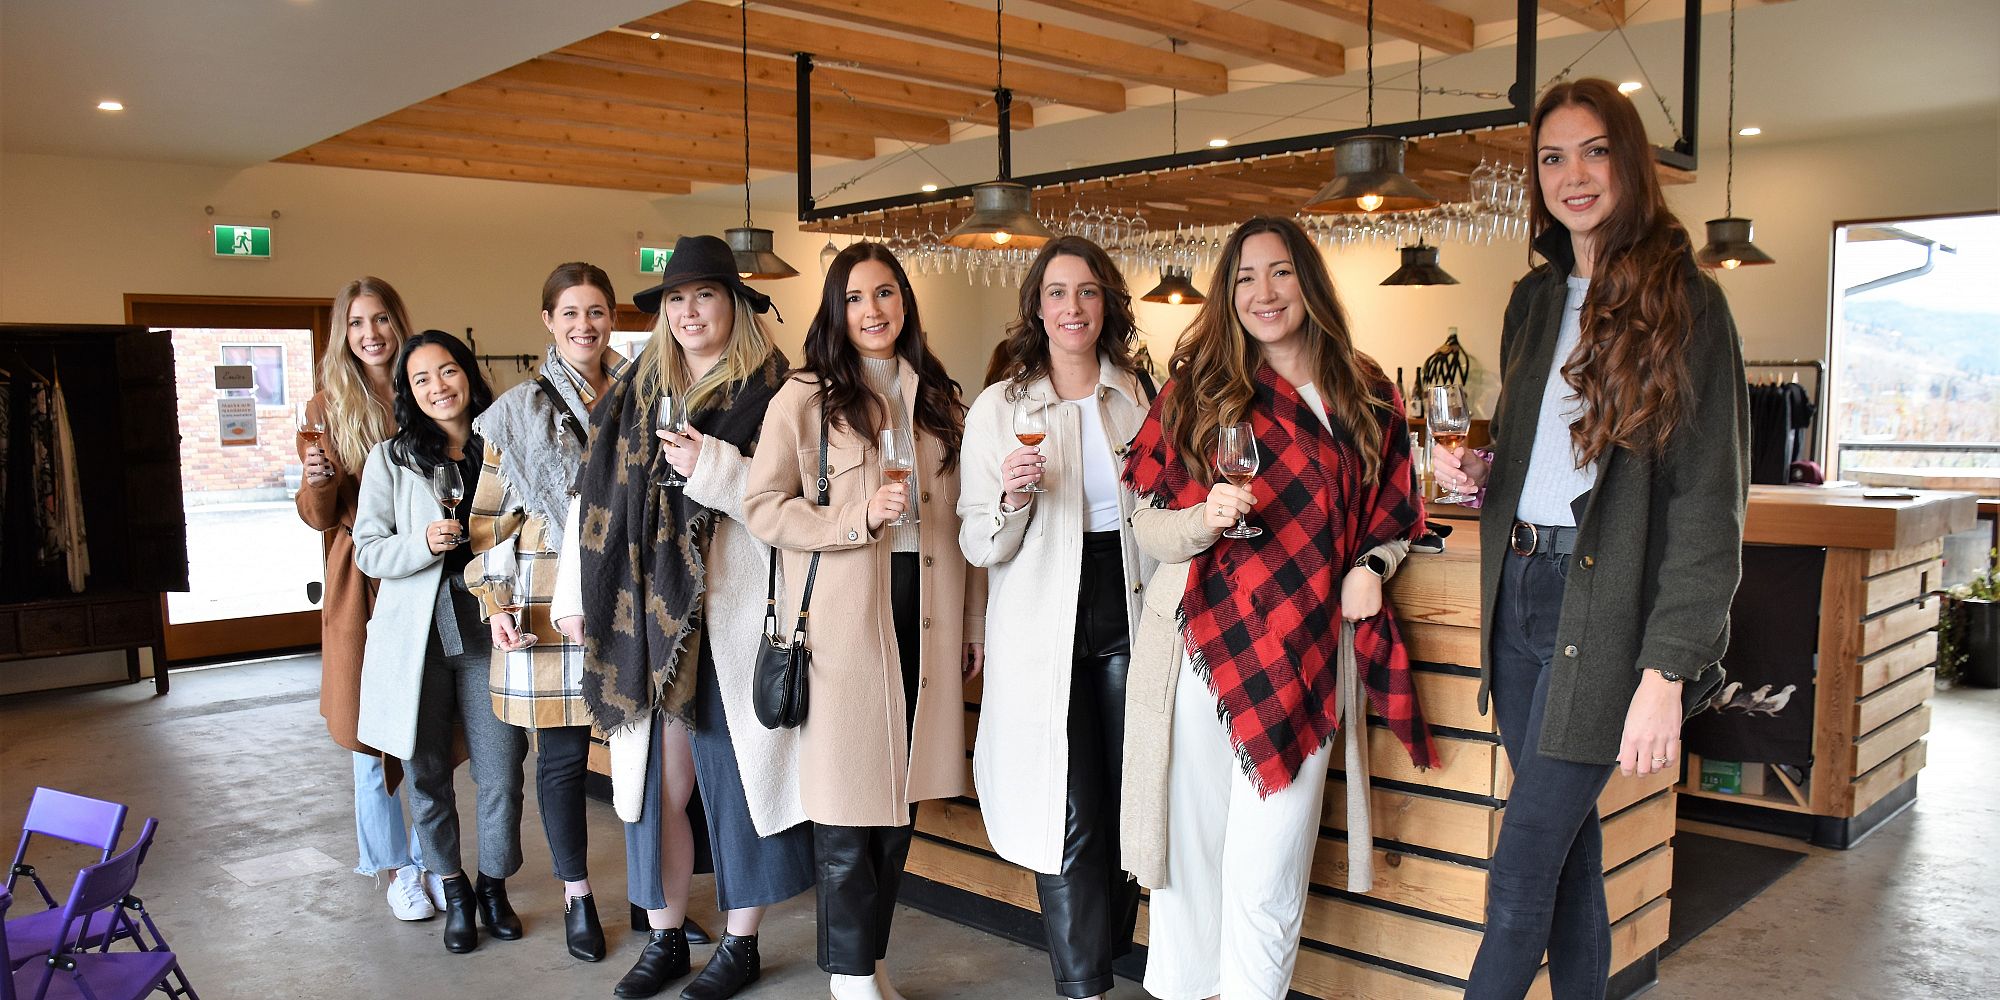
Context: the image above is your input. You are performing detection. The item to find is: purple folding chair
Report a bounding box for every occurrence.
[2,887,17,1000]
[10,819,196,1000]
[6,790,128,971]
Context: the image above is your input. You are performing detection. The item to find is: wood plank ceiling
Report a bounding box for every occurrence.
[278,1,1646,214]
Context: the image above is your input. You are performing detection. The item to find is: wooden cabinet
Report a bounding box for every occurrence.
[0,592,167,692]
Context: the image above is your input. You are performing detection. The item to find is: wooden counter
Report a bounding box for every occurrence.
[1680,485,1976,847]
[905,516,1678,999]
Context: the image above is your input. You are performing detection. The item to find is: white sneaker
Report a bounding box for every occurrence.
[386,866,436,921]
[423,869,448,911]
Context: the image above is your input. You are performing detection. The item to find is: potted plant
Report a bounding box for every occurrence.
[1942,548,2000,688]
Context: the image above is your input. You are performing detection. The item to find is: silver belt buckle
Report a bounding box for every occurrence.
[1510,521,1539,557]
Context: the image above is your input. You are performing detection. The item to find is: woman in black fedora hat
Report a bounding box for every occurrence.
[552,235,813,999]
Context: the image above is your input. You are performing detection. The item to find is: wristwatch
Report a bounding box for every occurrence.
[1648,667,1691,684]
[1357,553,1390,578]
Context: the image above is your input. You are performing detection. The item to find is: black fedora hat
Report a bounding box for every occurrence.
[632,234,776,316]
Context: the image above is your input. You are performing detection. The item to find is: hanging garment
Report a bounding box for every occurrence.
[51,374,89,592]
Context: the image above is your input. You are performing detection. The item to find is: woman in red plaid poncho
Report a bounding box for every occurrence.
[1119,216,1430,1000]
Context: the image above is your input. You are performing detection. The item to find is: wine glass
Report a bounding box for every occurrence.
[1429,385,1476,504]
[1011,391,1048,494]
[429,462,465,547]
[1212,422,1262,540]
[484,539,536,648]
[657,392,689,487]
[296,402,328,480]
[879,428,918,526]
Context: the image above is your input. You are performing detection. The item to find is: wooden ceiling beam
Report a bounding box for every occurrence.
[555,32,1030,129]
[760,0,1230,94]
[323,127,748,184]
[367,109,809,173]
[277,146,693,195]
[1268,0,1475,55]
[1041,0,1344,78]
[425,85,878,161]
[639,3,1126,113]
[1539,0,1626,32]
[489,59,953,144]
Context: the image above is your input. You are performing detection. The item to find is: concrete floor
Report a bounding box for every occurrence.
[1,656,1994,999]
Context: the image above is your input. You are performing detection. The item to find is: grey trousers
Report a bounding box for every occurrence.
[405,628,529,880]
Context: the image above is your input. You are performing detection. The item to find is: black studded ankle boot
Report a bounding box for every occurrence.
[475,872,524,940]
[439,875,479,954]
[614,926,690,998]
[681,934,760,1000]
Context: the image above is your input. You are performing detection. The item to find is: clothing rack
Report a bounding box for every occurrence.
[1746,359,1825,463]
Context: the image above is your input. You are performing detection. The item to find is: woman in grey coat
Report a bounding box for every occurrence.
[1432,79,1749,1000]
[354,329,528,956]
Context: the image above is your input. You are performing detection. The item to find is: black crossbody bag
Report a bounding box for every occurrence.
[752,414,828,730]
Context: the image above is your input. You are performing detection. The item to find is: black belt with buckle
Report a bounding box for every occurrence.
[1510,520,1579,557]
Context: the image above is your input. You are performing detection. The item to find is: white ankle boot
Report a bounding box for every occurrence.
[830,972,885,1000]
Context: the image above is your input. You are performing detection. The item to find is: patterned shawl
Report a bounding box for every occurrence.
[1122,364,1436,795]
[575,348,790,731]
[472,345,628,553]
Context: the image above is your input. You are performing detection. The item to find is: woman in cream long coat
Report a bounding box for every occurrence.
[958,236,1157,1000]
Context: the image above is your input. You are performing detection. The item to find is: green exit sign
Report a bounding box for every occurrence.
[213,225,271,258]
[638,247,672,274]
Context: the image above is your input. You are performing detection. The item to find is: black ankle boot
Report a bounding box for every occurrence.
[614,927,690,998]
[680,934,759,1000]
[565,893,606,962]
[439,876,479,954]
[475,872,524,941]
[628,905,710,944]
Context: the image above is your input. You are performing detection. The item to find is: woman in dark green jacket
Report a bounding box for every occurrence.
[1432,78,1749,1000]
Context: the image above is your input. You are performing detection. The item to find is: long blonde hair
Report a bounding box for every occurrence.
[637,290,775,414]
[320,277,411,471]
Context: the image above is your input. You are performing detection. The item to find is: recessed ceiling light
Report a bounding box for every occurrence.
[1617,81,1643,95]
[921,183,938,192]
[1738,126,1762,136]
[649,31,661,40]
[96,100,124,111]
[1208,137,1229,148]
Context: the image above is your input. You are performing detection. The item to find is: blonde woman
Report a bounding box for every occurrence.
[294,277,440,921]
[552,235,812,999]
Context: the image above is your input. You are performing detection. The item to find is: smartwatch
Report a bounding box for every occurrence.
[1357,553,1390,578]
[1648,667,1691,684]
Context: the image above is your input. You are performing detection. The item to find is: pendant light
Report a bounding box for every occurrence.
[725,0,798,279]
[1303,1,1438,215]
[1142,265,1206,304]
[1381,49,1457,285]
[1696,0,1775,270]
[946,0,1054,250]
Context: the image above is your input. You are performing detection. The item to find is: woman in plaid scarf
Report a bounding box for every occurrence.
[1120,216,1429,1000]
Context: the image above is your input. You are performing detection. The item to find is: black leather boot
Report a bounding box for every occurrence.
[680,934,760,1000]
[627,905,711,944]
[475,872,524,941]
[614,927,690,998]
[439,876,479,954]
[564,893,606,962]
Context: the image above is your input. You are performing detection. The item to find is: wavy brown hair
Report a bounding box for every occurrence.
[1532,78,1698,464]
[1161,216,1396,486]
[998,236,1145,394]
[801,242,964,470]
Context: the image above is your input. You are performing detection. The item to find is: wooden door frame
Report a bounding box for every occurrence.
[125,293,333,663]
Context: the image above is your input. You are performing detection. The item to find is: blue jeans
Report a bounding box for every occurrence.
[351,751,425,876]
[1464,549,1617,1000]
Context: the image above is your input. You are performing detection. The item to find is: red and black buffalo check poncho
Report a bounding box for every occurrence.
[1123,365,1437,795]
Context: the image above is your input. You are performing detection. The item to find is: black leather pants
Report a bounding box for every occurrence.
[814,553,921,975]
[1035,532,1140,998]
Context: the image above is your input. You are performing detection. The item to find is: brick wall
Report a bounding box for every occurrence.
[172,327,316,495]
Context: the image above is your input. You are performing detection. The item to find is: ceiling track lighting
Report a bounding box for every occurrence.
[1301,0,1438,216]
[725,0,798,280]
[1697,0,1774,271]
[946,0,1054,251]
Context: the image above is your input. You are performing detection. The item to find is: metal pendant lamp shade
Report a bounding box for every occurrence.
[1381,243,1459,285]
[945,181,1053,250]
[1141,265,1205,304]
[726,224,799,280]
[1696,216,1775,270]
[1303,135,1439,214]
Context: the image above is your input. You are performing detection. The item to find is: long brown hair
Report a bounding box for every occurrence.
[1531,78,1697,464]
[998,236,1146,392]
[320,276,412,471]
[801,242,964,470]
[1161,216,1395,485]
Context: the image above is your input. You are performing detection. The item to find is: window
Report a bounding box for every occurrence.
[1828,212,2000,483]
[221,344,287,406]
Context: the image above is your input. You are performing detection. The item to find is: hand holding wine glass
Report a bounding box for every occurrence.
[297,402,333,481]
[1010,391,1048,495]
[657,392,690,487]
[1211,421,1263,539]
[878,428,918,527]
[1428,385,1478,504]
[484,541,536,650]
[429,462,465,550]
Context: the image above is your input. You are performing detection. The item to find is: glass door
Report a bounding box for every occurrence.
[125,295,333,662]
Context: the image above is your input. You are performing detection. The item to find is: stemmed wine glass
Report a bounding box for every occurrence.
[880,428,918,526]
[484,538,536,648]
[1429,385,1477,504]
[1213,422,1262,540]
[429,462,465,548]
[296,402,328,480]
[1012,391,1048,494]
[657,392,689,487]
